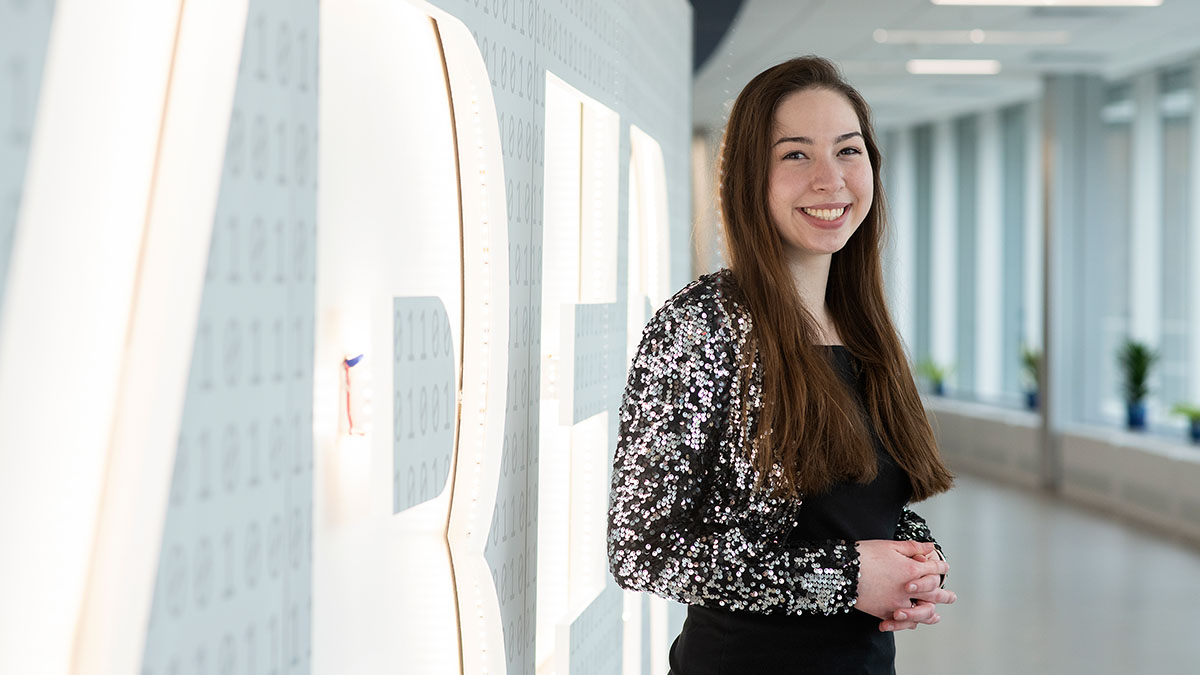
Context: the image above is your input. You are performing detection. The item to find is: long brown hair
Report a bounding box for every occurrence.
[719,56,953,501]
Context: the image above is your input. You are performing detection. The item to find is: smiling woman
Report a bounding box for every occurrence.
[768,88,874,267]
[607,56,957,675]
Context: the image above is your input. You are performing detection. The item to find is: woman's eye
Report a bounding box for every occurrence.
[783,150,805,160]
[839,147,863,156]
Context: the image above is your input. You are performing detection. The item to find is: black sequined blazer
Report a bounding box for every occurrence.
[607,270,938,616]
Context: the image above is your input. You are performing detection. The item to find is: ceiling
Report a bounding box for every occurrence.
[693,0,1200,130]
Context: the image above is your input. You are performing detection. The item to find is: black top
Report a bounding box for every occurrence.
[668,346,913,675]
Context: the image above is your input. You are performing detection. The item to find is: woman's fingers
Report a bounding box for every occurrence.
[879,616,937,632]
[879,619,919,632]
[910,587,957,605]
[881,601,944,632]
[855,539,955,621]
[922,557,950,578]
[892,540,937,558]
[905,572,943,594]
[893,601,937,624]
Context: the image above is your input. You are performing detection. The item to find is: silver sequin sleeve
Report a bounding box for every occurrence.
[895,505,945,584]
[895,505,936,544]
[606,274,862,616]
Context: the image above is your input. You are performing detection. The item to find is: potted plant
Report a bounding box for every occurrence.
[916,358,952,396]
[1171,403,1200,444]
[1117,339,1158,430]
[1020,345,1042,410]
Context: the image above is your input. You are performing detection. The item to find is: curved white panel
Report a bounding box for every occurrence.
[77,5,253,673]
[0,2,185,672]
[439,13,511,675]
[315,0,465,672]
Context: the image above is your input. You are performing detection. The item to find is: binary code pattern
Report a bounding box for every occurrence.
[140,2,317,674]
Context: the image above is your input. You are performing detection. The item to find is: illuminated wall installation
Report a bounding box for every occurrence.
[626,125,671,363]
[315,1,494,672]
[537,72,621,674]
[419,1,692,671]
[0,0,691,673]
[0,1,253,673]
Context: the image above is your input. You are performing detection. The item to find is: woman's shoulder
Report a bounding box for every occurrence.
[658,268,749,325]
[636,269,752,357]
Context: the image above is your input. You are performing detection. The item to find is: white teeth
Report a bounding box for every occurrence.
[801,206,846,221]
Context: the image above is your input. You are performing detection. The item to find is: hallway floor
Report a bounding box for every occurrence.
[894,473,1200,675]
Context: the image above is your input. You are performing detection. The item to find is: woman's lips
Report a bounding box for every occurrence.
[797,205,849,229]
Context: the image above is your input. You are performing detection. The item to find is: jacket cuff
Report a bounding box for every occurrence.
[797,540,861,616]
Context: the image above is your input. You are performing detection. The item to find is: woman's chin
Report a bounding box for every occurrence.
[783,238,851,260]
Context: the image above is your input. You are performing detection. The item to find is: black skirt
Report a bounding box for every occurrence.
[669,604,896,675]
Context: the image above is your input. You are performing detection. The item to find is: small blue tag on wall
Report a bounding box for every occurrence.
[393,296,456,514]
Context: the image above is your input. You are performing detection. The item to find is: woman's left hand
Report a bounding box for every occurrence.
[878,551,955,632]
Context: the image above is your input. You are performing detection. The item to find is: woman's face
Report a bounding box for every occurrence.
[767,87,873,261]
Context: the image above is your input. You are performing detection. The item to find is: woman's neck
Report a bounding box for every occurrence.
[784,250,837,343]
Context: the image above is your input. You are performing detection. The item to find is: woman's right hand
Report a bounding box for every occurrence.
[853,539,954,629]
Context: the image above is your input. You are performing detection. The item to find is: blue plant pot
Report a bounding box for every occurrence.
[1126,402,1147,430]
[1190,419,1200,444]
[1025,390,1039,410]
[933,381,945,396]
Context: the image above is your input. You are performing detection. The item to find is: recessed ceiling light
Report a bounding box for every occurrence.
[931,0,1160,6]
[906,59,1003,74]
[874,29,1070,44]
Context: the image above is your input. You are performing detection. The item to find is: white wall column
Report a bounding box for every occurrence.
[888,128,917,349]
[976,110,1004,399]
[931,119,958,379]
[1131,72,1163,347]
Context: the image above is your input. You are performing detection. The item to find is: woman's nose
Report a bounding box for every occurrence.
[811,157,844,192]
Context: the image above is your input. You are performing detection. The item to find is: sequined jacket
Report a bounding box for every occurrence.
[607,270,938,616]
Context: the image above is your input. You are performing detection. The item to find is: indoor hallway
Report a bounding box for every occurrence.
[896,473,1200,675]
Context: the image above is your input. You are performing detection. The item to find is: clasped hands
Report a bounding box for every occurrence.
[853,539,956,633]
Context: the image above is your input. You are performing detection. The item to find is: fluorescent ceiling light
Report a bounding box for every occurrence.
[931,0,1160,6]
[874,29,1069,44]
[906,59,1002,74]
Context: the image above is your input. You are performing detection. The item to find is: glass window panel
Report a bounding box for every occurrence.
[1000,104,1027,402]
[954,116,977,395]
[1085,121,1132,424]
[1161,116,1190,416]
[913,124,934,364]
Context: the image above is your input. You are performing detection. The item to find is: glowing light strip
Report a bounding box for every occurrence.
[906,59,1002,75]
[874,29,1069,45]
[470,86,491,674]
[931,0,1160,6]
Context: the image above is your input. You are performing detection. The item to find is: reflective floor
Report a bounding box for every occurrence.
[895,473,1200,675]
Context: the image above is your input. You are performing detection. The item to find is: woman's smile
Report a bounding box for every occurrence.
[797,202,851,229]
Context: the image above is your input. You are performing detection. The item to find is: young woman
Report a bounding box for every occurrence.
[607,56,957,674]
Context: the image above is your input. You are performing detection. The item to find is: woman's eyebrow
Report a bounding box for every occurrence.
[773,131,863,146]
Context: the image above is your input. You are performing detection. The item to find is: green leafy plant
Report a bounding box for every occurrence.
[1172,403,1200,422]
[916,358,952,388]
[1020,345,1042,390]
[1116,339,1158,403]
